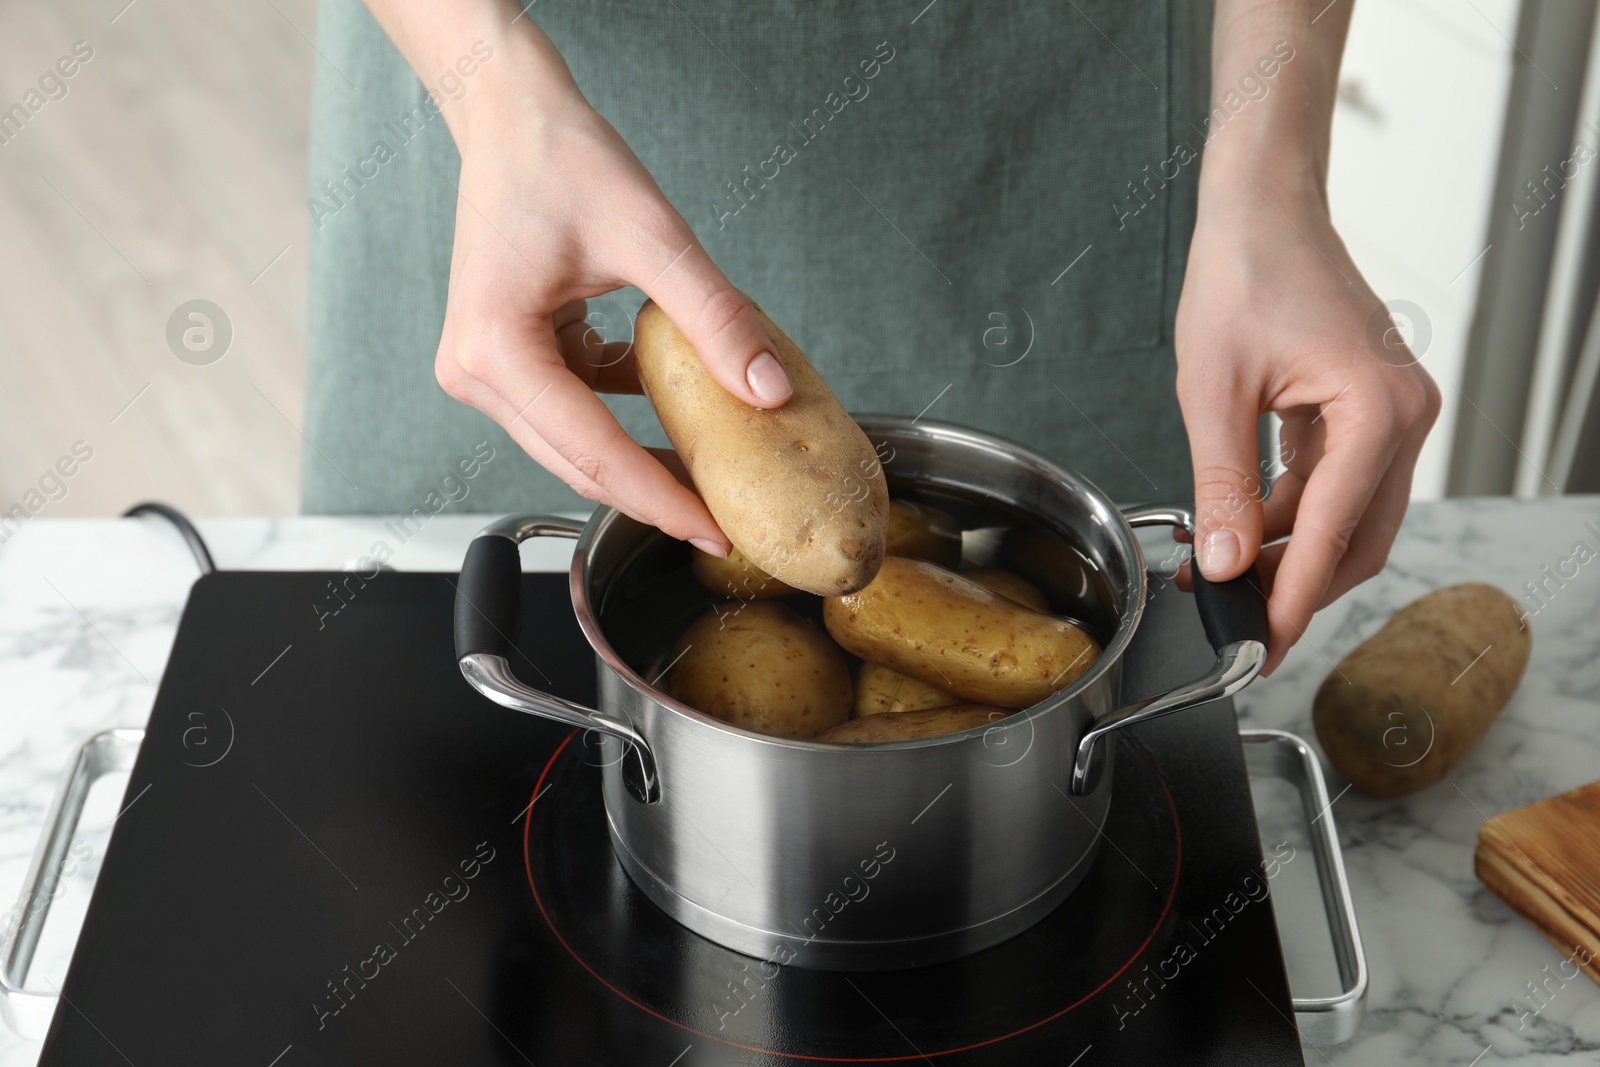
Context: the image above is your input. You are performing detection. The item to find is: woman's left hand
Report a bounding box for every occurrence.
[1173,176,1441,674]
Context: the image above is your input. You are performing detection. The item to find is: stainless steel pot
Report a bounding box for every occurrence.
[454,417,1268,970]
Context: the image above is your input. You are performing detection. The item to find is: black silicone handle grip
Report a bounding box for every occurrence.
[1191,561,1270,652]
[454,535,522,661]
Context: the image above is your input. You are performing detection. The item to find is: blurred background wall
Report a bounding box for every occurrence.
[0,0,314,517]
[0,0,1595,518]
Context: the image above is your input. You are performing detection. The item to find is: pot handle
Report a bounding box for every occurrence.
[1069,504,1270,795]
[455,515,660,803]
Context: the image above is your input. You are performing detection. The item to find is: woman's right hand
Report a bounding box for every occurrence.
[394,6,790,555]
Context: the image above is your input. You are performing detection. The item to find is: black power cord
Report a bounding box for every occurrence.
[121,502,217,575]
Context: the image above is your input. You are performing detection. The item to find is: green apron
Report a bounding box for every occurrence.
[303,0,1211,514]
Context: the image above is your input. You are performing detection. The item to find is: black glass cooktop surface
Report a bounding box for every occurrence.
[39,571,1304,1066]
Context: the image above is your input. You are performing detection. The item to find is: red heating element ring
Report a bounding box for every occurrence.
[522,731,1183,1063]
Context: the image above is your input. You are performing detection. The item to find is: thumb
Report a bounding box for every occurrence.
[1185,396,1266,582]
[636,240,792,409]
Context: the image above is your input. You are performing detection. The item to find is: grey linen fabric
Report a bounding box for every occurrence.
[302,0,1212,514]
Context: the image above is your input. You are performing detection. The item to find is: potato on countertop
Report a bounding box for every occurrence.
[668,600,852,739]
[1313,582,1532,797]
[885,500,962,568]
[824,557,1101,708]
[635,296,888,597]
[819,705,1011,744]
[854,661,962,717]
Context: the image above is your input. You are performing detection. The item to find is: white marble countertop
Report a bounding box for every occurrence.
[0,500,1597,1065]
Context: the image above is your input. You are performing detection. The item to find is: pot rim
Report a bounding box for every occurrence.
[568,416,1151,752]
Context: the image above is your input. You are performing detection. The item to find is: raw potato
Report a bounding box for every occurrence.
[1313,583,1532,798]
[885,500,962,568]
[819,705,1011,744]
[962,568,1050,612]
[854,661,961,717]
[635,296,889,596]
[691,545,797,600]
[823,557,1102,707]
[668,601,851,739]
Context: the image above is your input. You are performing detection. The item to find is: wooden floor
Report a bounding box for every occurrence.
[0,0,316,517]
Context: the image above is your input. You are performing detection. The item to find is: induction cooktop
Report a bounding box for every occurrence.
[35,570,1305,1065]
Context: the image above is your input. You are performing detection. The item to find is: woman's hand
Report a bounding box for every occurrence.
[1174,176,1441,674]
[366,0,789,555]
[1176,0,1443,673]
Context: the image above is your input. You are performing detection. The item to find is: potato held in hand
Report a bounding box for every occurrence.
[824,557,1101,708]
[820,705,1011,744]
[635,297,888,596]
[854,661,961,717]
[1313,583,1531,797]
[668,601,851,739]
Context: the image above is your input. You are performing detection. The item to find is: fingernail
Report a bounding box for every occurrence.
[1198,529,1240,577]
[689,537,728,559]
[745,351,792,404]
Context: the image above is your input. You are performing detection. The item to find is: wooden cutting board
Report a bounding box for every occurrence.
[1476,780,1600,984]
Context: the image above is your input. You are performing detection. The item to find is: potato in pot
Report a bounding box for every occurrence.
[960,567,1050,612]
[668,601,852,739]
[998,525,1107,614]
[691,544,797,600]
[854,661,961,717]
[824,557,1101,708]
[885,500,962,568]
